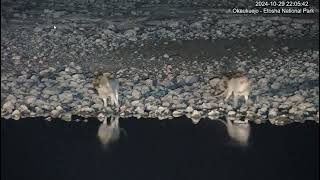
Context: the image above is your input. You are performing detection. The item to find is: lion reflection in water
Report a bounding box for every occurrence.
[216,118,251,147]
[97,115,126,150]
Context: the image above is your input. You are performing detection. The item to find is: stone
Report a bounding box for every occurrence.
[5,94,17,103]
[131,100,141,106]
[79,107,94,112]
[209,78,221,87]
[25,96,36,105]
[135,106,145,114]
[2,101,15,113]
[298,102,313,110]
[43,87,61,95]
[268,108,278,117]
[51,109,60,118]
[271,82,281,90]
[306,107,317,112]
[157,106,166,113]
[56,106,63,112]
[227,111,236,116]
[258,78,269,88]
[162,102,170,107]
[185,76,199,85]
[289,107,303,115]
[145,103,157,111]
[35,107,44,114]
[61,113,72,122]
[12,110,21,120]
[132,89,141,100]
[59,93,73,103]
[258,107,268,115]
[175,103,187,109]
[288,94,304,103]
[19,105,30,113]
[185,106,194,113]
[208,110,220,117]
[191,110,201,124]
[172,110,184,117]
[202,103,214,109]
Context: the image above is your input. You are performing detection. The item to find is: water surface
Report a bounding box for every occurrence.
[1,118,319,180]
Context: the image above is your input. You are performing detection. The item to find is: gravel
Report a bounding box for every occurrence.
[1,0,319,125]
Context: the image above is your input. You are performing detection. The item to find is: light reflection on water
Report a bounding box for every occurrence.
[97,115,127,150]
[96,115,252,149]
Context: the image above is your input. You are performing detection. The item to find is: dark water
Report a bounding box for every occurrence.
[1,118,319,180]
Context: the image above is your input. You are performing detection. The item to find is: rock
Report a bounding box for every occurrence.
[2,101,15,113]
[191,110,201,124]
[306,107,317,112]
[140,85,150,94]
[172,110,184,117]
[5,94,17,103]
[289,107,303,116]
[227,111,236,116]
[30,89,40,96]
[12,110,21,120]
[19,105,30,114]
[269,115,292,126]
[208,110,220,117]
[145,103,157,111]
[51,109,60,118]
[175,103,187,109]
[288,94,304,103]
[35,107,44,114]
[161,94,173,103]
[56,106,63,112]
[157,106,166,113]
[202,102,214,109]
[131,100,142,107]
[43,87,61,95]
[79,107,94,113]
[191,21,203,29]
[162,102,170,107]
[135,106,145,114]
[271,82,281,90]
[45,117,52,122]
[59,92,73,103]
[34,26,42,32]
[267,29,275,37]
[124,29,137,41]
[279,103,291,110]
[145,79,153,86]
[268,108,278,117]
[298,102,313,110]
[258,107,268,115]
[25,96,36,105]
[209,78,221,87]
[61,113,72,122]
[185,76,199,85]
[185,106,194,113]
[258,78,269,88]
[132,89,141,100]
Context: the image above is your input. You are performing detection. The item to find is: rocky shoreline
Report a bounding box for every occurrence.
[1,51,319,125]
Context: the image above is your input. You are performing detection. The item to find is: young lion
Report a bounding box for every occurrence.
[214,72,251,107]
[92,72,120,109]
